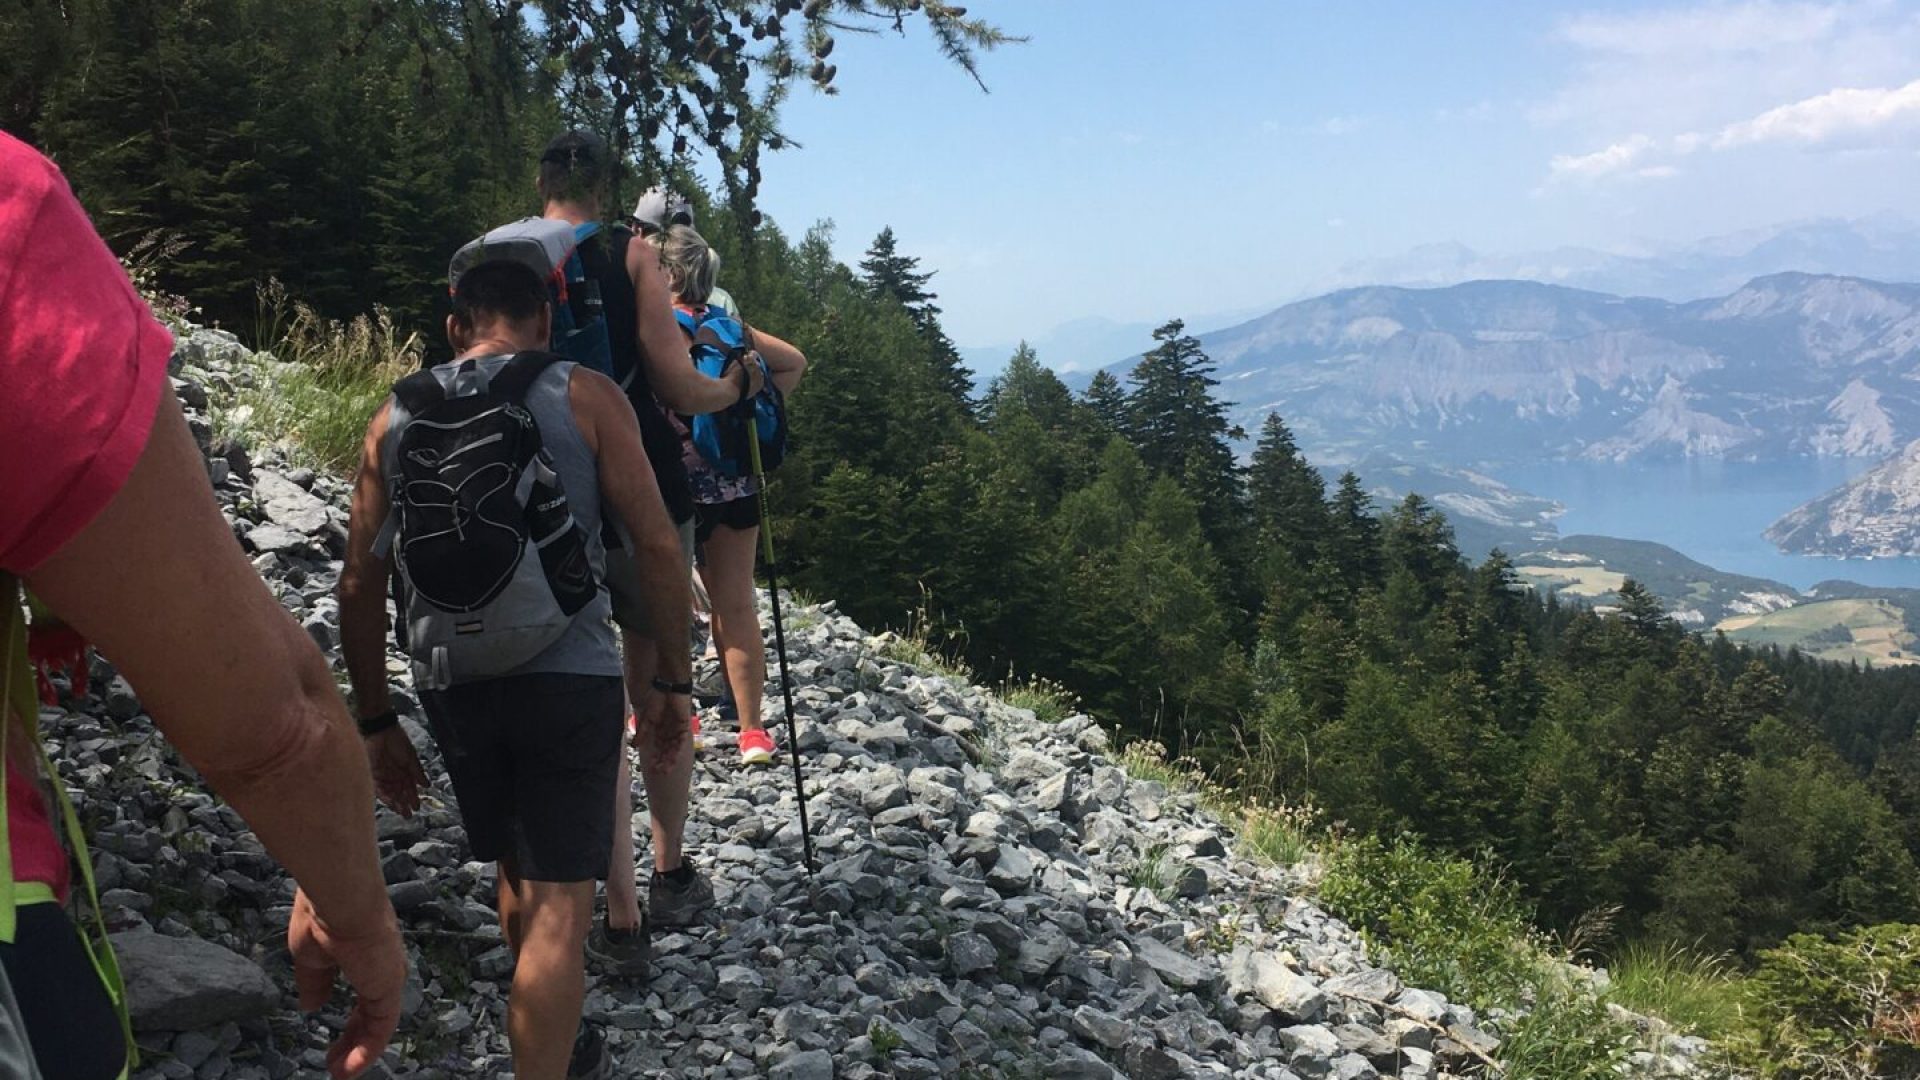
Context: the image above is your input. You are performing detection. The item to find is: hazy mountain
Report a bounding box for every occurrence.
[1327,458,1562,559]
[1768,438,1920,557]
[1307,216,1920,304]
[1137,273,1920,465]
[961,309,1265,383]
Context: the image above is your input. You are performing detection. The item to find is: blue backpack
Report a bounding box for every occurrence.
[449,218,614,378]
[676,303,787,477]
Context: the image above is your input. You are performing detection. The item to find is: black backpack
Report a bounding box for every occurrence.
[374,352,598,689]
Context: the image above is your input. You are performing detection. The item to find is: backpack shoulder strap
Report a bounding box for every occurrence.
[489,351,564,403]
[573,221,602,245]
[392,368,448,419]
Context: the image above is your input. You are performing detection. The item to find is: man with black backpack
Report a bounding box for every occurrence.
[529,131,762,969]
[337,259,693,1079]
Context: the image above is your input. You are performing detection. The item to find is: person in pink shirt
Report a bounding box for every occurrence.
[0,132,404,1079]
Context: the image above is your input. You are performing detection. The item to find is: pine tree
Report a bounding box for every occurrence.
[983,344,1075,432]
[859,227,973,415]
[1082,369,1129,435]
[1247,412,1328,568]
[1123,319,1246,557]
[861,227,937,310]
[1324,472,1382,594]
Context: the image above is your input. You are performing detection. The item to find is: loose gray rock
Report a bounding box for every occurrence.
[1131,936,1219,992]
[770,1048,834,1080]
[111,931,279,1032]
[1228,947,1327,1021]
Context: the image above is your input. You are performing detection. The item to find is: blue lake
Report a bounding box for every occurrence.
[1494,459,1920,593]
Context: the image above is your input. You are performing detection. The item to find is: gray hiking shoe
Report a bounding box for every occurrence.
[648,861,715,927]
[584,913,650,978]
[568,1021,612,1080]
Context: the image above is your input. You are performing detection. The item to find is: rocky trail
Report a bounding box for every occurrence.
[34,328,1711,1079]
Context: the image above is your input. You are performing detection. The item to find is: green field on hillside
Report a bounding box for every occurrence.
[1716,598,1918,667]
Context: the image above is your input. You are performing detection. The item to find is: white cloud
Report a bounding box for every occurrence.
[1532,0,1920,136]
[1318,115,1365,136]
[1327,217,1347,229]
[1558,1,1845,56]
[1549,134,1659,179]
[1715,75,1920,146]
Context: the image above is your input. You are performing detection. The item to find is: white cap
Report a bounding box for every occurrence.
[631,187,694,233]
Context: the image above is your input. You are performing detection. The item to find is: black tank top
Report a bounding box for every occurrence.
[577,226,696,525]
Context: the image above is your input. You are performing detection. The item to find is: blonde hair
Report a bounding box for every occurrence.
[649,224,718,306]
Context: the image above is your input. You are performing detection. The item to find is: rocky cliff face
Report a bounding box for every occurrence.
[1768,439,1920,557]
[34,326,1712,1079]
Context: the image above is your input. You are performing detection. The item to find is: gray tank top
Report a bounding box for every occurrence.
[402,353,621,679]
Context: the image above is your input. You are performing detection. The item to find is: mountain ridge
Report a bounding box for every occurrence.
[1091,271,1920,467]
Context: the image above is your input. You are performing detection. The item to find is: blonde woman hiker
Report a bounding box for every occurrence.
[650,223,807,769]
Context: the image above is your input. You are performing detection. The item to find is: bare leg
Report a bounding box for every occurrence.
[504,878,594,1080]
[702,524,766,735]
[623,631,691,873]
[604,726,643,931]
[498,859,527,954]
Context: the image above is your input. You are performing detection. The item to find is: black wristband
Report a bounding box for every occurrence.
[357,709,399,737]
[651,676,693,696]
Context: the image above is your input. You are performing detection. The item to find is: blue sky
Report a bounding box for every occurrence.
[744,1,1920,359]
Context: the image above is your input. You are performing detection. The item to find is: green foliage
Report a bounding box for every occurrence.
[1318,835,1540,1012]
[1234,801,1320,867]
[998,676,1079,725]
[231,283,422,473]
[1606,941,1752,1040]
[868,1019,904,1059]
[1744,924,1920,1079]
[1498,986,1636,1080]
[1126,843,1177,900]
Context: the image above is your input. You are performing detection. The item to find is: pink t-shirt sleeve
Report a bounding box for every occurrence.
[0,132,173,573]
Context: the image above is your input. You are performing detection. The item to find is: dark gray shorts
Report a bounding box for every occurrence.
[420,673,624,882]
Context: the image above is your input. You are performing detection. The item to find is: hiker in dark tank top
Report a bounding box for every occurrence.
[533,130,761,967]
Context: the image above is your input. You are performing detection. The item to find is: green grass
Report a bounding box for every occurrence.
[1719,598,1916,668]
[1126,842,1176,900]
[997,674,1079,724]
[1607,940,1752,1041]
[1318,834,1542,1013]
[1499,986,1636,1079]
[230,281,422,475]
[1236,801,1320,867]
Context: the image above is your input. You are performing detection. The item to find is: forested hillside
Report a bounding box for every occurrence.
[9,1,1920,1062]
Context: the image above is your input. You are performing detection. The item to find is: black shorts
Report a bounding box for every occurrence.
[0,903,127,1080]
[420,673,625,882]
[695,495,759,545]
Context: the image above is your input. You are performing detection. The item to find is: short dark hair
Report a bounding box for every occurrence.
[451,259,549,328]
[537,129,610,205]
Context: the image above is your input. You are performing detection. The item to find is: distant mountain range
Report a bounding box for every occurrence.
[1302,215,1920,304]
[1328,459,1562,559]
[1124,271,1920,465]
[960,309,1263,383]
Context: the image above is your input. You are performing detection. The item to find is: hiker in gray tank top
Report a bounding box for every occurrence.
[337,260,694,1079]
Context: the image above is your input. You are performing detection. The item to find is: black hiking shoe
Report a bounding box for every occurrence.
[584,912,651,979]
[568,1020,613,1080]
[647,860,715,928]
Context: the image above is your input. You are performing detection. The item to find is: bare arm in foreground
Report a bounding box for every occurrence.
[24,393,404,1080]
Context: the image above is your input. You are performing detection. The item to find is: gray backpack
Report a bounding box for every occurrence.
[375,353,599,690]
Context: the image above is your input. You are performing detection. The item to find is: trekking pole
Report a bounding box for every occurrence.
[745,422,816,876]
